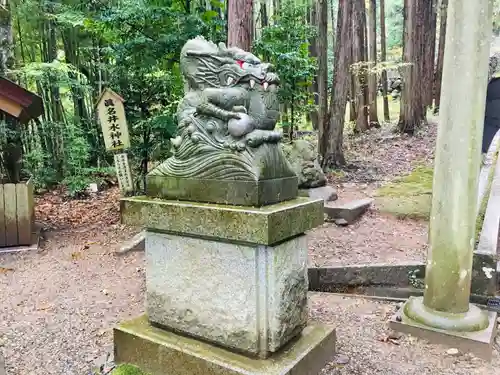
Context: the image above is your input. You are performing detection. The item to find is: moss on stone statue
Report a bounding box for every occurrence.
[112,364,149,375]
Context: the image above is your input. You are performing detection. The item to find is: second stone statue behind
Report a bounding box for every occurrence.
[147,35,298,207]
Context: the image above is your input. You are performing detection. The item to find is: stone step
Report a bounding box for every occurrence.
[324,198,373,224]
[298,186,338,202]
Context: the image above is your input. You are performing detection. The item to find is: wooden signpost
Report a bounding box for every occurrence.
[96,88,134,193]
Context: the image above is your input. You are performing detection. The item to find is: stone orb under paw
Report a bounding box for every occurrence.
[228,113,254,138]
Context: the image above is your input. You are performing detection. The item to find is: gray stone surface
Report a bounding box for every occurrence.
[147,37,297,206]
[324,198,373,223]
[146,231,309,358]
[114,316,336,375]
[473,151,500,296]
[281,139,327,189]
[299,186,338,202]
[308,263,426,291]
[477,129,500,212]
[390,305,497,361]
[146,174,298,207]
[116,231,145,255]
[121,196,323,246]
[334,218,349,226]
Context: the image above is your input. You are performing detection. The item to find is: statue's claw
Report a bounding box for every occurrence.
[232,105,247,114]
[244,129,282,148]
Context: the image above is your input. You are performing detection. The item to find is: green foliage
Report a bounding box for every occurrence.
[253,2,317,130]
[84,0,226,188]
[7,0,227,195]
[386,0,404,52]
[111,364,149,375]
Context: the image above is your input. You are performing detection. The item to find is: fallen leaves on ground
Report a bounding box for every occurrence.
[377,331,403,345]
[35,186,121,231]
[0,265,14,273]
[331,121,437,185]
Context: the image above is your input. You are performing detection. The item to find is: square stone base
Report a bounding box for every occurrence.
[114,316,336,375]
[146,231,309,358]
[389,309,497,360]
[147,175,298,206]
[121,196,323,245]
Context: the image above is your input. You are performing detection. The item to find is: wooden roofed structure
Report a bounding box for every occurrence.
[0,77,43,123]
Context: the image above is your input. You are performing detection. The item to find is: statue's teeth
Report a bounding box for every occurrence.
[250,80,255,88]
[263,82,269,91]
[227,77,234,85]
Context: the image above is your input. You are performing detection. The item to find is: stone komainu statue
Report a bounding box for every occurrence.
[147,36,297,205]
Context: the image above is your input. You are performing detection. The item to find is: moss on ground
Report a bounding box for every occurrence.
[376,151,498,242]
[112,364,149,375]
[375,166,433,220]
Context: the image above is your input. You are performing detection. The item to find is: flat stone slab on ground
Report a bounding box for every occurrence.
[0,230,40,254]
[116,231,145,255]
[299,186,338,202]
[389,307,497,361]
[324,198,373,224]
[114,315,336,375]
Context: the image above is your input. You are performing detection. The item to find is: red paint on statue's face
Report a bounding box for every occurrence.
[236,60,245,68]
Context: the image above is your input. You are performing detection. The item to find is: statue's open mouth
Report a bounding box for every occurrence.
[226,74,278,90]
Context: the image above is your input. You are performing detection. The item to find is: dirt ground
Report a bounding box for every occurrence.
[308,122,435,267]
[0,121,462,374]
[1,232,498,375]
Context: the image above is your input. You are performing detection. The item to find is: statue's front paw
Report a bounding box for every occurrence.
[232,106,247,114]
[245,132,266,148]
[223,140,246,152]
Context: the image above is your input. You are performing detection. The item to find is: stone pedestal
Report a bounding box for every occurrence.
[147,232,308,357]
[114,316,336,375]
[118,196,335,373]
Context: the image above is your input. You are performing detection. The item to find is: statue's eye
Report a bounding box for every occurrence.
[242,62,250,69]
[236,60,244,68]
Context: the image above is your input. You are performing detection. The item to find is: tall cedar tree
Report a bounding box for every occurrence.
[423,0,437,108]
[434,0,448,113]
[380,0,390,121]
[353,0,369,132]
[367,0,379,126]
[398,0,425,134]
[228,0,253,50]
[317,0,328,129]
[308,4,319,129]
[320,0,352,167]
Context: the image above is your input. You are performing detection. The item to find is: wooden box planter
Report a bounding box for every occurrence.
[0,178,34,247]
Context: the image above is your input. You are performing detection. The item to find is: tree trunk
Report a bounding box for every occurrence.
[320,0,352,168]
[353,0,369,132]
[367,0,379,127]
[380,0,390,121]
[308,3,319,129]
[317,0,329,129]
[227,0,253,51]
[398,0,424,134]
[423,0,437,108]
[261,0,268,28]
[434,0,448,113]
